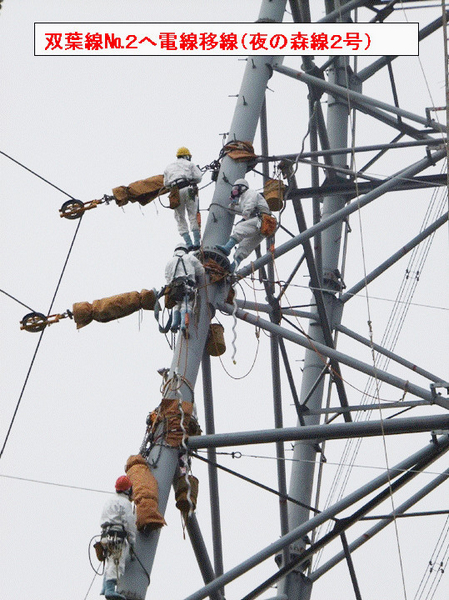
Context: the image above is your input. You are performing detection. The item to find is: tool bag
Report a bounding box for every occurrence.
[169,179,197,209]
[165,277,195,307]
[94,540,106,562]
[169,186,180,209]
[260,213,277,237]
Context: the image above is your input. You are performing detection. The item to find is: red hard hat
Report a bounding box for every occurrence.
[115,475,132,492]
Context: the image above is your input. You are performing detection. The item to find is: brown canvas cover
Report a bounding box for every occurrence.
[149,398,201,447]
[175,475,199,515]
[168,186,180,209]
[72,289,156,329]
[264,178,285,212]
[222,141,257,162]
[112,174,169,207]
[125,455,166,531]
[206,324,226,357]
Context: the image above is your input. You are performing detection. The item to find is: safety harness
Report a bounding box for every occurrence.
[166,256,196,306]
[98,522,128,566]
[169,179,198,209]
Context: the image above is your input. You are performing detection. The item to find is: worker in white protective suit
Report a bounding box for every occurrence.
[216,179,275,271]
[100,476,137,600]
[165,243,204,335]
[163,147,203,250]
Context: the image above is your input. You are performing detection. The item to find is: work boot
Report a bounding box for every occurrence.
[104,579,126,600]
[230,255,242,273]
[182,232,193,250]
[216,237,237,256]
[191,229,201,251]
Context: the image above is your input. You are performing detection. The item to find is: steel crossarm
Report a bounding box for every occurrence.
[237,147,447,278]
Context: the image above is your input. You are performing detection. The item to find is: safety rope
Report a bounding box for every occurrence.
[178,398,195,527]
[230,289,238,364]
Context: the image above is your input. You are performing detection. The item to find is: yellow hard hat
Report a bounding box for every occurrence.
[176,146,191,158]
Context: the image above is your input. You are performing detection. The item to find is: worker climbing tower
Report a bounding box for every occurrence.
[113,2,449,600]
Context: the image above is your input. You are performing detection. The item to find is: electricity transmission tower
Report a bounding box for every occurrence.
[119,2,449,599]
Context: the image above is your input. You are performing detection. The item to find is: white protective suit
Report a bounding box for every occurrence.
[230,187,271,262]
[163,158,203,236]
[165,249,204,329]
[100,492,137,584]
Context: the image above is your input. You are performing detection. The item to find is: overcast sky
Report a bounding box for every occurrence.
[1,2,448,600]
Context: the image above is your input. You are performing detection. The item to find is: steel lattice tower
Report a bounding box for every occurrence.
[118,2,449,599]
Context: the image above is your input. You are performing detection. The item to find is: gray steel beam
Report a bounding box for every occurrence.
[186,514,224,600]
[286,177,352,421]
[310,466,449,582]
[236,299,317,321]
[238,435,448,600]
[217,304,438,403]
[273,65,446,134]
[201,352,225,586]
[288,174,447,201]
[340,212,448,302]
[340,532,363,600]
[297,398,433,417]
[187,415,449,450]
[318,0,370,23]
[119,1,289,598]
[342,97,434,141]
[181,436,449,600]
[257,138,445,164]
[237,147,447,278]
[260,92,291,565]
[279,337,306,425]
[272,331,291,567]
[289,0,303,22]
[336,323,445,384]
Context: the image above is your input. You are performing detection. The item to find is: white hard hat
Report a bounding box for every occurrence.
[174,243,188,253]
[233,178,249,188]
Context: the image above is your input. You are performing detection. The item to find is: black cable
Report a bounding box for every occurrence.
[82,572,98,600]
[192,451,326,517]
[0,473,111,494]
[0,288,36,312]
[46,216,83,315]
[0,150,76,199]
[130,547,151,583]
[0,328,46,460]
[88,535,105,576]
[0,216,83,460]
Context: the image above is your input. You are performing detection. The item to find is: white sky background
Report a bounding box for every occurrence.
[1,2,448,600]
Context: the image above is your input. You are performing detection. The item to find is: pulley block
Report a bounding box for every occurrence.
[59,195,113,220]
[20,310,72,332]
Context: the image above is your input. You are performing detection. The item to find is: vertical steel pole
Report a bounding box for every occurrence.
[279,2,353,598]
[119,2,288,598]
[202,351,225,584]
[261,95,290,564]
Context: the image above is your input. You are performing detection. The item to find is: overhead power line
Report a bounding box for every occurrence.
[0,217,83,460]
[0,473,111,494]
